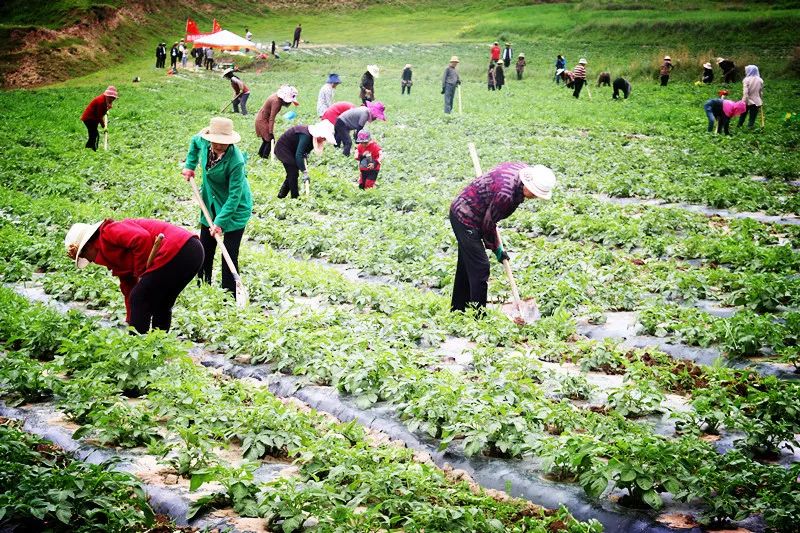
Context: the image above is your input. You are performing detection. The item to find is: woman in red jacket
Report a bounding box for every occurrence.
[81,86,117,151]
[64,219,204,333]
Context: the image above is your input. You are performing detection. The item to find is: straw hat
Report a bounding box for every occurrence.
[367,65,380,77]
[404,64,412,69]
[493,41,499,45]
[449,56,460,63]
[664,55,671,61]
[277,84,299,105]
[103,86,118,98]
[365,100,386,121]
[518,53,525,58]
[578,58,587,65]
[716,57,725,64]
[555,68,565,76]
[703,62,712,69]
[221,68,235,78]
[308,120,336,153]
[64,222,103,269]
[519,166,556,200]
[200,117,241,144]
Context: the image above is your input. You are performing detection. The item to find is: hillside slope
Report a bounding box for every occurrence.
[1,0,799,88]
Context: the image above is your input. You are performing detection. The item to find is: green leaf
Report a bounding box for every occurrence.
[619,469,636,483]
[190,470,216,492]
[55,507,72,524]
[642,489,663,509]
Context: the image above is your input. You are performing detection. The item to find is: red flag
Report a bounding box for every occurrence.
[186,18,200,35]
[212,19,222,33]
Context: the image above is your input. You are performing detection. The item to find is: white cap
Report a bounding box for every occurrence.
[519,166,556,200]
[308,120,336,153]
[64,222,103,269]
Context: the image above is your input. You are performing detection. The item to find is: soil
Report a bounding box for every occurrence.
[210,509,268,533]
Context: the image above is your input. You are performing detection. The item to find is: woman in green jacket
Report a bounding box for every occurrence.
[181,117,252,295]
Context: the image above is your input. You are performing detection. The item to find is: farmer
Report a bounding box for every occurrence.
[717,57,736,83]
[192,46,204,70]
[64,219,204,334]
[739,65,763,128]
[703,98,747,135]
[321,101,356,131]
[292,24,302,47]
[360,65,379,104]
[81,85,117,151]
[442,56,461,114]
[554,55,566,84]
[659,56,673,86]
[155,42,166,68]
[702,62,714,84]
[502,43,513,68]
[495,60,505,91]
[487,61,497,91]
[612,77,631,99]
[256,85,299,159]
[449,163,556,313]
[558,69,575,88]
[515,53,526,80]
[317,73,340,117]
[182,117,252,295]
[245,28,252,41]
[205,47,214,70]
[274,121,336,199]
[179,40,188,69]
[401,64,413,94]
[223,69,250,116]
[597,72,611,86]
[490,42,501,62]
[170,42,179,69]
[573,58,587,98]
[334,101,386,157]
[355,130,382,190]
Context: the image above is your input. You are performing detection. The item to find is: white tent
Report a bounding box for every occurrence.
[192,30,254,51]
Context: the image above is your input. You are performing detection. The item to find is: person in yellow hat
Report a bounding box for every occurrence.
[442,56,460,114]
[515,53,526,80]
[660,55,673,86]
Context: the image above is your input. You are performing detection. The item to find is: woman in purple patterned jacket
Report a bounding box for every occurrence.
[449,162,556,313]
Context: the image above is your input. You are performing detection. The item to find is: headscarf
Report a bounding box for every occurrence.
[744,65,760,78]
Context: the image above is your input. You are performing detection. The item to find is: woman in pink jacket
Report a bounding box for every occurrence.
[703,98,747,135]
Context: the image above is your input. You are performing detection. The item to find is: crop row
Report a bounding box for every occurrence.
[0,288,599,532]
[12,241,800,528]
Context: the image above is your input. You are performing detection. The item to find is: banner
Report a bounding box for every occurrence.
[185,18,222,43]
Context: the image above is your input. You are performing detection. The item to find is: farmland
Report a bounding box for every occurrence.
[1,1,800,532]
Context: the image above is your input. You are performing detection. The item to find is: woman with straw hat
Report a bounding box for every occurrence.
[64,218,204,333]
[182,117,252,296]
[80,86,117,151]
[274,120,336,199]
[255,85,299,159]
[449,162,556,313]
[659,55,673,86]
[360,65,379,104]
[515,53,526,80]
[401,64,413,95]
[702,62,714,84]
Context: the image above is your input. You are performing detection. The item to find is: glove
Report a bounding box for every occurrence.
[494,247,510,264]
[181,168,195,181]
[302,171,310,183]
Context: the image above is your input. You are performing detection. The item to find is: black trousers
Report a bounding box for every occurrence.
[129,238,204,333]
[450,212,489,313]
[199,226,245,295]
[573,78,585,98]
[401,83,411,94]
[660,75,669,86]
[156,56,165,68]
[83,120,100,151]
[334,119,354,156]
[170,56,177,68]
[738,104,760,128]
[258,138,273,158]
[278,162,300,199]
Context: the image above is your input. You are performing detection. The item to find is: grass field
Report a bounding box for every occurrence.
[1,1,800,532]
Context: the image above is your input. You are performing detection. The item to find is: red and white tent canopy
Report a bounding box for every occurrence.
[192,30,254,51]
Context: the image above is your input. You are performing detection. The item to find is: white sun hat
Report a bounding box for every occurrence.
[578,58,587,65]
[519,165,556,200]
[277,84,299,105]
[308,120,336,153]
[64,222,103,269]
[200,117,241,144]
[367,64,380,77]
